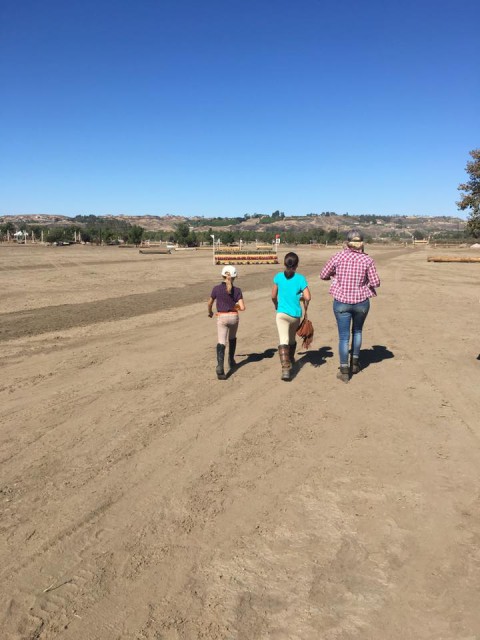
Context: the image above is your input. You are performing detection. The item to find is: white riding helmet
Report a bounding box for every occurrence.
[221,265,237,278]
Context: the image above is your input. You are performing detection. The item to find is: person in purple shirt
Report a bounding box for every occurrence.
[207,265,245,379]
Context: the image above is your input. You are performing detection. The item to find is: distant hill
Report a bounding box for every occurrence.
[0,212,467,239]
[0,213,185,232]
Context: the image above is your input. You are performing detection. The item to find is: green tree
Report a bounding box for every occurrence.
[186,230,198,247]
[327,229,339,244]
[27,225,42,240]
[129,225,144,246]
[457,149,480,238]
[219,231,235,245]
[174,222,190,246]
[1,221,16,239]
[81,229,91,243]
[102,228,115,244]
[46,228,65,243]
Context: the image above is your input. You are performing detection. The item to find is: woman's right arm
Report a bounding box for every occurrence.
[320,256,336,280]
[271,284,278,310]
[207,296,214,317]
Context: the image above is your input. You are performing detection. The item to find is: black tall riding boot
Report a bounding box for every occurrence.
[228,338,237,369]
[216,344,226,379]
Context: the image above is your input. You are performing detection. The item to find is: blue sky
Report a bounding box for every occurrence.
[1,0,479,218]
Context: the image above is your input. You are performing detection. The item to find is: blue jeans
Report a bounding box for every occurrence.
[333,299,370,366]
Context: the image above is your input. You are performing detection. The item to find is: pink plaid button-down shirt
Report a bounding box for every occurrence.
[320,248,380,304]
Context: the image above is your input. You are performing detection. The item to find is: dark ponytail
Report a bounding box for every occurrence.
[284,252,299,280]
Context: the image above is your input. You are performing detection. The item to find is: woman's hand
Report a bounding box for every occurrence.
[235,299,246,311]
[207,296,214,318]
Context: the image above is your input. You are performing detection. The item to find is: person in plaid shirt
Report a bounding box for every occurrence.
[320,230,380,382]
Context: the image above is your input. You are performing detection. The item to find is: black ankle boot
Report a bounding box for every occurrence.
[351,355,360,374]
[228,338,237,369]
[216,344,226,380]
[337,365,349,383]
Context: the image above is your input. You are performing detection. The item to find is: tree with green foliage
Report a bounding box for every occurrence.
[128,225,144,246]
[219,231,235,245]
[46,228,66,243]
[82,229,93,243]
[413,230,425,240]
[457,149,480,238]
[102,228,115,244]
[174,222,197,246]
[174,222,190,245]
[0,221,16,240]
[26,225,42,240]
[327,229,339,244]
[186,230,198,247]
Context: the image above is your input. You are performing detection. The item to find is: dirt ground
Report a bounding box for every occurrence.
[1,243,479,640]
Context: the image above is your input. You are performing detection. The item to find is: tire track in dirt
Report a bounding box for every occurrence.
[2,355,325,638]
[7,247,475,639]
[9,375,403,636]
[55,351,456,639]
[48,391,345,639]
[0,272,273,341]
[0,302,292,631]
[0,282,348,640]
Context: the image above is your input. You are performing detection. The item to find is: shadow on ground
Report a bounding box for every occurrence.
[229,345,335,380]
[359,345,395,370]
[228,348,277,377]
[296,346,334,372]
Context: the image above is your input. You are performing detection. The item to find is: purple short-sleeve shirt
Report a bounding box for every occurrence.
[211,283,243,312]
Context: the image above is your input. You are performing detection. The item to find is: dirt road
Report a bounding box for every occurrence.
[1,244,479,639]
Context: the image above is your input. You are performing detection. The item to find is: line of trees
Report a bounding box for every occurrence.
[166,223,475,247]
[1,218,473,246]
[0,216,145,245]
[162,224,352,246]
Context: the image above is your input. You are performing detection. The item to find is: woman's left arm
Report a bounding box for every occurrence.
[301,286,311,313]
[367,261,380,288]
[235,298,246,311]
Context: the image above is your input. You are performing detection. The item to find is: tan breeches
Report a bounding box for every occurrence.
[216,314,239,345]
[275,313,300,345]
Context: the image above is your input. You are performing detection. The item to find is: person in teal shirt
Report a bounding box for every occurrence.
[271,252,311,381]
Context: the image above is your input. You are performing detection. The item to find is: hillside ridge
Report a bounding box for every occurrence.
[0,212,467,237]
